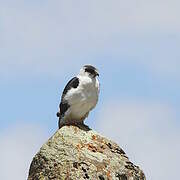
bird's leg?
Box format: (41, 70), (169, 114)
(59, 112), (90, 130)
(59, 118), (80, 128)
(75, 112), (90, 129)
(79, 112), (89, 122)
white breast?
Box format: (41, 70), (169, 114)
(64, 75), (99, 121)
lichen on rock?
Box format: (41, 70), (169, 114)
(28, 125), (145, 180)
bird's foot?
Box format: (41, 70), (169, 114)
(74, 121), (91, 131)
(59, 120), (91, 131)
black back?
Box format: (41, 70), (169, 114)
(62, 77), (79, 96)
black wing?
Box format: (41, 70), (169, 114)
(57, 77), (79, 117)
(62, 77), (79, 97)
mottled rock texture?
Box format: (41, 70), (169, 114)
(28, 125), (145, 180)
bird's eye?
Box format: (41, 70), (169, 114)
(85, 68), (95, 75)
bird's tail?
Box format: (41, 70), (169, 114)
(57, 112), (65, 129)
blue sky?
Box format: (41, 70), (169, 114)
(0, 1), (180, 179)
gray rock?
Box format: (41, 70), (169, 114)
(28, 125), (145, 180)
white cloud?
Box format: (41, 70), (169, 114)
(0, 123), (50, 180)
(96, 100), (180, 180)
(0, 0), (180, 78)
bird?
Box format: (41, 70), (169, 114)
(57, 65), (100, 129)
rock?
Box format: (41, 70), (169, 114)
(28, 125), (145, 180)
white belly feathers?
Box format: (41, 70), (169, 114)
(64, 75), (99, 121)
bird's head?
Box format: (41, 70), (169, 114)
(79, 65), (99, 78)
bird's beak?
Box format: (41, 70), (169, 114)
(96, 72), (99, 77)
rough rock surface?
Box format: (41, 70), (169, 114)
(28, 125), (145, 180)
